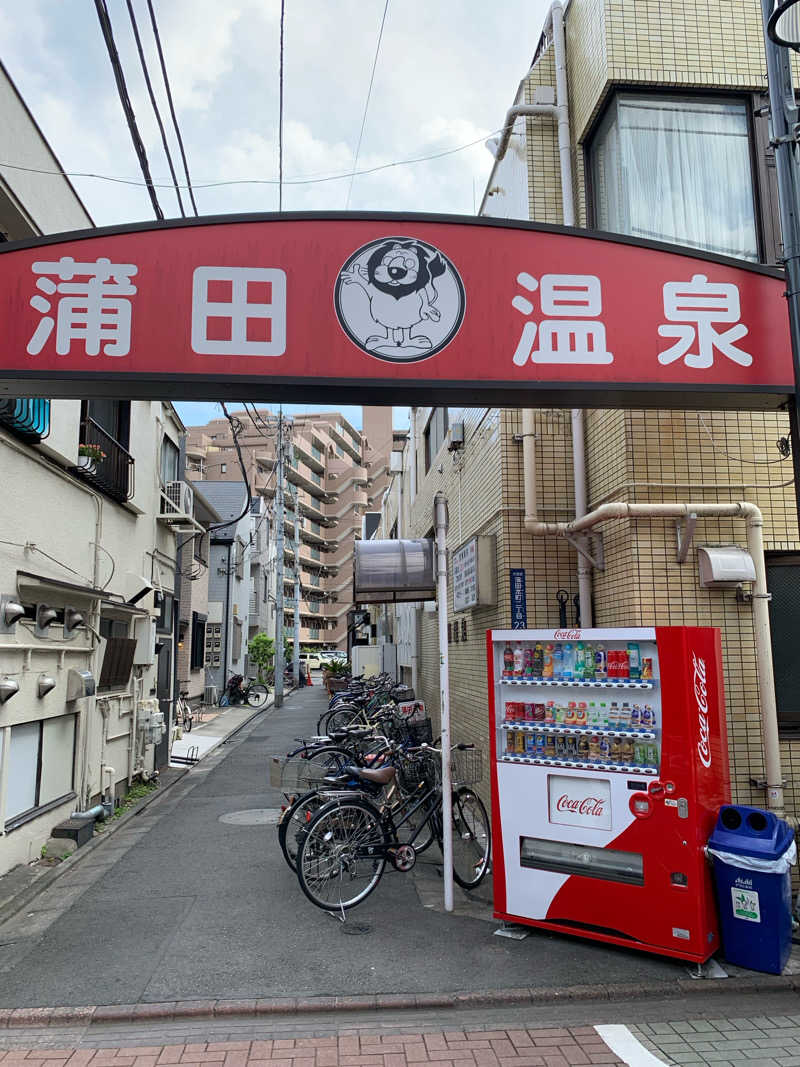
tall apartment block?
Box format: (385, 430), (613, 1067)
(185, 407), (392, 649)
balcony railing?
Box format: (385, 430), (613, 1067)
(75, 416), (135, 503)
(0, 399), (51, 443)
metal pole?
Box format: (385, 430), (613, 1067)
(434, 491), (453, 912)
(761, 0), (800, 517)
(293, 492), (301, 687)
(275, 409), (285, 707)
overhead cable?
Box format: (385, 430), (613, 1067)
(0, 127), (502, 193)
(345, 0), (390, 210)
(145, 0), (199, 215)
(125, 0), (186, 216)
(92, 0), (164, 219)
(279, 0), (285, 211)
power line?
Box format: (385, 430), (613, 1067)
(0, 126), (502, 192)
(92, 0), (164, 220)
(345, 0), (390, 210)
(278, 0), (285, 211)
(145, 0), (199, 216)
(125, 0), (185, 217)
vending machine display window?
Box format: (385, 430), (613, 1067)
(494, 631), (661, 775)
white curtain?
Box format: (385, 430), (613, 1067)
(592, 95), (758, 262)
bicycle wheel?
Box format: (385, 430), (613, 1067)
(278, 789), (327, 872)
(247, 683), (269, 708)
(444, 788), (491, 890)
(296, 797), (388, 911)
(326, 706), (363, 732)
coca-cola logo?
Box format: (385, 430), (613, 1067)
(693, 652), (711, 769)
(556, 794), (605, 818)
(553, 629), (581, 640)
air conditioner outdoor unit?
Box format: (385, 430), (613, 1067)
(162, 480), (194, 518)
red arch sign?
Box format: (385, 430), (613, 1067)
(0, 213), (792, 408)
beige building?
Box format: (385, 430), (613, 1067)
(385, 0), (800, 824)
(186, 407), (392, 650)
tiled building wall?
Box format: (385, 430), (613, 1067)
(409, 408), (505, 803)
(522, 50), (562, 225)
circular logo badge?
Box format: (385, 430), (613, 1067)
(334, 236), (465, 363)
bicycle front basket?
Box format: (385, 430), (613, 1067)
(450, 747), (483, 787)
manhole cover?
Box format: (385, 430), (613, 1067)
(341, 923), (371, 935)
(219, 808), (281, 826)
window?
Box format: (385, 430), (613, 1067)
(424, 408), (449, 473)
(99, 637), (136, 689)
(590, 94), (758, 261)
(161, 435), (180, 485)
(156, 593), (175, 634)
(766, 555), (800, 734)
(5, 715), (77, 829)
(84, 399), (130, 449)
(190, 612), (206, 671)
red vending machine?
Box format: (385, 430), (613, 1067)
(487, 626), (730, 962)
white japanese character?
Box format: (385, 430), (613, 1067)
(658, 274), (752, 369)
(511, 272), (613, 366)
(26, 257), (138, 357)
(191, 267), (287, 356)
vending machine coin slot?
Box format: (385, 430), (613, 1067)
(677, 798), (689, 819)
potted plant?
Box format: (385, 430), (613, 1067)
(78, 442), (107, 473)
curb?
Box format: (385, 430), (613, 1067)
(0, 696), (277, 928)
(1, 974), (798, 1028)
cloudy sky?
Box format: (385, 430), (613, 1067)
(1, 0), (548, 428)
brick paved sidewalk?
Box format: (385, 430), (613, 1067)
(0, 1029), (622, 1067)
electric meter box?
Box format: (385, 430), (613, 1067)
(133, 617), (157, 665)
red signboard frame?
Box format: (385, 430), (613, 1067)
(0, 212), (792, 408)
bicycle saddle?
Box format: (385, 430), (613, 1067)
(344, 763), (396, 785)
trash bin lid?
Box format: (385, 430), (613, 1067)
(708, 805), (795, 860)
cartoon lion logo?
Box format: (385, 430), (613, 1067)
(334, 236), (465, 362)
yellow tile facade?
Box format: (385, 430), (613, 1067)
(406, 0), (800, 829)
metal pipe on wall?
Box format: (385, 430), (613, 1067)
(434, 491), (453, 912)
(521, 444), (785, 815)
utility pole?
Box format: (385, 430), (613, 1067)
(293, 491), (301, 687)
(274, 408), (285, 708)
(761, 0), (800, 522)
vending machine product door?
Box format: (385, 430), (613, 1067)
(488, 626), (730, 962)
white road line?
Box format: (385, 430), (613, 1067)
(594, 1025), (672, 1066)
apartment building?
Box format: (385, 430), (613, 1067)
(186, 407), (392, 651)
(0, 61), (192, 876)
(387, 0), (800, 823)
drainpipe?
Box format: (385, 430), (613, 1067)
(500, 2), (591, 623)
(521, 450), (784, 815)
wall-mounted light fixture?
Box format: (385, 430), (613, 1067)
(37, 674), (57, 698)
(64, 607), (85, 634)
(0, 678), (20, 705)
(1, 598), (25, 630)
(36, 604), (58, 631)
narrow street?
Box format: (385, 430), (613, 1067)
(0, 685), (688, 1011)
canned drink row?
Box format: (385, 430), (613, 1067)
(505, 730), (658, 767)
(504, 700), (657, 731)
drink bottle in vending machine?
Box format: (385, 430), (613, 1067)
(487, 626), (730, 962)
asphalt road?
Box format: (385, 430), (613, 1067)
(0, 684), (686, 1009)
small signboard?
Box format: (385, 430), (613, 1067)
(510, 568), (527, 628)
(452, 535), (497, 613)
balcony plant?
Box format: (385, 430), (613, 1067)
(77, 442), (107, 472)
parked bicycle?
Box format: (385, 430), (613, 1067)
(292, 743), (490, 913)
(219, 673), (269, 709)
(174, 690), (193, 732)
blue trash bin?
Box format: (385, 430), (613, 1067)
(707, 805), (796, 975)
